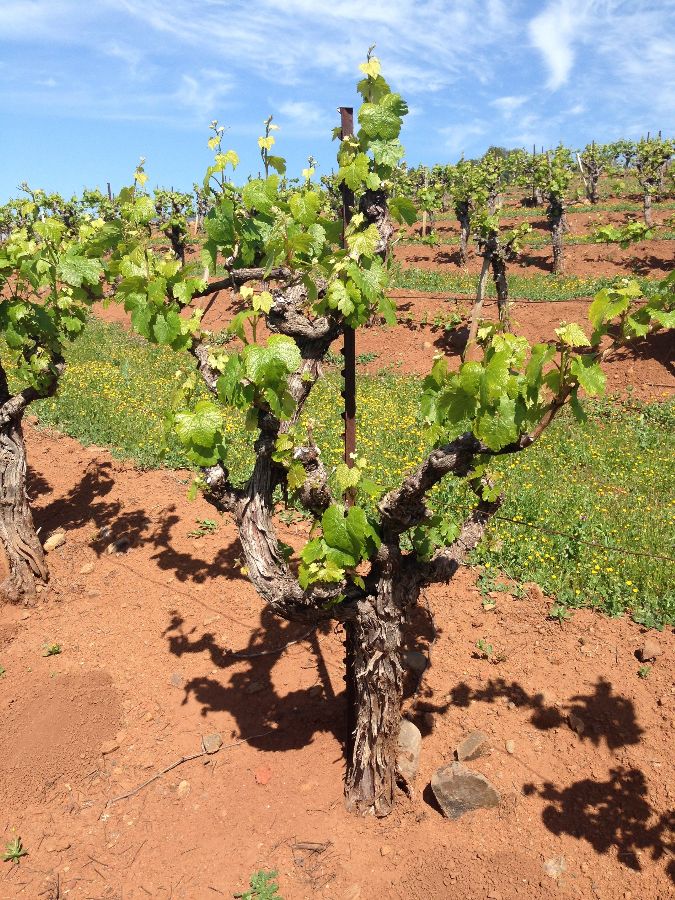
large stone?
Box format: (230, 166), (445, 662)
(397, 719), (422, 784)
(455, 730), (491, 761)
(431, 761), (501, 819)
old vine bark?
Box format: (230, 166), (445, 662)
(548, 197), (567, 275)
(0, 365), (55, 602)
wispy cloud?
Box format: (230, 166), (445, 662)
(528, 0), (587, 90)
(1, 0), (674, 198)
(439, 120), (488, 156)
(491, 95), (529, 117)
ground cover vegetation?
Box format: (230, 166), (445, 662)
(0, 56), (673, 818)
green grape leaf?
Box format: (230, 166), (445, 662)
(555, 322), (591, 348)
(174, 400), (224, 447)
(570, 354), (606, 396)
(337, 153), (370, 190)
(56, 253), (103, 288)
(289, 191), (321, 226)
(242, 176), (279, 214)
(475, 396), (518, 451)
(389, 196), (417, 225)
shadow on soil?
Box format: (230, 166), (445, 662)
(30, 459), (244, 584)
(604, 331), (675, 381)
(422, 677), (673, 881)
(164, 606), (343, 751)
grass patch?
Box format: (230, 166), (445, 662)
(401, 231), (675, 249)
(431, 200), (675, 223)
(391, 267), (657, 300)
(25, 318), (675, 625)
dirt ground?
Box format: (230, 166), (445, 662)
(0, 426), (673, 899)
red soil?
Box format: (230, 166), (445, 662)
(0, 426), (673, 898)
(395, 239), (674, 280)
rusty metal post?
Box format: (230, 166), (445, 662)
(339, 107), (356, 492)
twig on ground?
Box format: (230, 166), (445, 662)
(293, 842), (329, 853)
(229, 629), (316, 658)
(106, 731), (275, 805)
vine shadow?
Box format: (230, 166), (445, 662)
(603, 330), (675, 380)
(32, 459), (243, 584)
(424, 676), (672, 880)
(524, 769), (674, 879)
(164, 605), (342, 752)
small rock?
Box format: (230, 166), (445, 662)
(20, 611), (30, 620)
(254, 766), (272, 785)
(639, 638), (663, 662)
(45, 839), (71, 853)
(177, 779), (191, 798)
(403, 649), (428, 674)
(455, 730), (491, 762)
(107, 536), (131, 555)
(245, 680), (265, 695)
(79, 562), (95, 575)
(543, 856), (566, 879)
(505, 740), (515, 754)
(431, 761), (501, 819)
(100, 740), (119, 755)
(507, 701), (516, 710)
(488, 892), (502, 900)
(202, 733), (223, 754)
(170, 672), (184, 688)
(524, 582), (544, 602)
(203, 615), (221, 626)
(423, 341), (432, 349)
(568, 713), (585, 735)
(380, 844), (393, 857)
(397, 719), (422, 784)
(43, 531), (66, 553)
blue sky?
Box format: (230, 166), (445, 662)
(1, 0), (674, 201)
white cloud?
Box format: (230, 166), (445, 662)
(275, 100), (331, 136)
(528, 0), (587, 90)
(173, 69), (233, 120)
(116, 0), (516, 93)
(438, 120), (488, 155)
(491, 95), (528, 117)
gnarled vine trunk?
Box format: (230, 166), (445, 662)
(456, 201), (471, 266)
(491, 253), (510, 331)
(548, 197), (567, 275)
(0, 362), (63, 603)
(343, 550), (409, 816)
(0, 416), (47, 602)
(643, 192), (653, 227)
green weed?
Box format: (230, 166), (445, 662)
(234, 869), (282, 900)
(2, 838), (27, 864)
